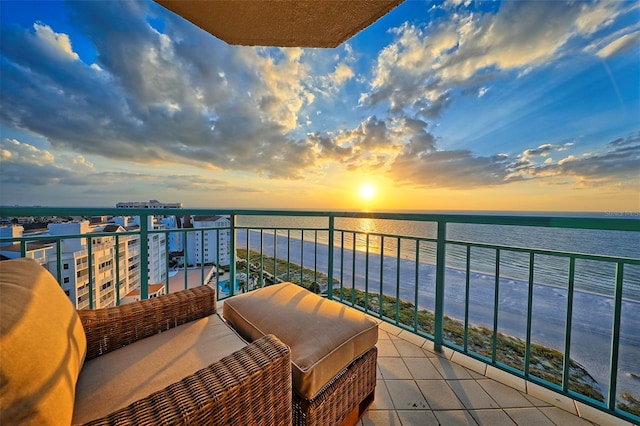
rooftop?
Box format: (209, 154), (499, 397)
(124, 283), (165, 297)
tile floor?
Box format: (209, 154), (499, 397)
(358, 320), (634, 426)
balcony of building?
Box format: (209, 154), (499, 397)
(0, 206), (638, 425)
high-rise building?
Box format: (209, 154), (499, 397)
(114, 216), (168, 286)
(0, 221), (142, 309)
(161, 215), (183, 253)
(184, 215), (231, 267)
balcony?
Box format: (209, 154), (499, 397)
(0, 206), (638, 425)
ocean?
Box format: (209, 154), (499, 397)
(235, 214), (640, 399)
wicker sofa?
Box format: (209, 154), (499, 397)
(0, 258), (292, 425)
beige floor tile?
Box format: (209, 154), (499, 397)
(361, 410), (402, 426)
(420, 348), (438, 358)
(377, 330), (391, 340)
(522, 392), (553, 407)
(504, 407), (555, 425)
(397, 330), (428, 348)
(539, 407), (595, 426)
(422, 340), (455, 359)
(469, 409), (517, 425)
(451, 352), (487, 375)
(485, 365), (526, 392)
(575, 401), (633, 426)
(372, 341), (617, 426)
(403, 357), (443, 380)
(477, 379), (533, 408)
(433, 409), (479, 425)
(385, 380), (430, 410)
(393, 339), (427, 357)
(465, 368), (487, 380)
(416, 380), (466, 410)
(396, 410), (440, 426)
(378, 321), (404, 336)
(378, 357), (413, 380)
(377, 339), (401, 357)
(430, 357), (475, 379)
(447, 380), (500, 409)
(369, 380), (395, 410)
(527, 382), (578, 414)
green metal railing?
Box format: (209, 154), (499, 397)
(0, 206), (638, 422)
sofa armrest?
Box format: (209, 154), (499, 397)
(81, 334), (292, 426)
(78, 285), (216, 360)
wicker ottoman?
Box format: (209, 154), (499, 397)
(223, 283), (378, 426)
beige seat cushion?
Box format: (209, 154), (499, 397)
(223, 282), (378, 400)
(73, 313), (246, 424)
(0, 258), (87, 426)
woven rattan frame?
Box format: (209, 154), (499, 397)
(82, 334), (292, 426)
(292, 346), (377, 426)
(77, 285), (293, 425)
(78, 285), (217, 360)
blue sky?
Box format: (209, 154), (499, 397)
(0, 0), (638, 211)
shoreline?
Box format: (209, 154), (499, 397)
(237, 230), (640, 396)
(241, 229), (640, 304)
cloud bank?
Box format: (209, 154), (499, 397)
(0, 0), (637, 198)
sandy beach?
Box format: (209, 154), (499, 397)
(237, 230), (640, 397)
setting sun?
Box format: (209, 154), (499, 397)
(359, 183), (376, 200)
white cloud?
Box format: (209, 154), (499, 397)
(237, 46), (315, 130)
(596, 31), (640, 58)
(445, 0), (472, 7)
(558, 155), (577, 165)
(364, 1), (630, 117)
(332, 63), (355, 86)
(1, 138), (55, 165)
(70, 155), (96, 172)
(0, 0), (636, 192)
(33, 23), (79, 61)
(574, 1), (621, 36)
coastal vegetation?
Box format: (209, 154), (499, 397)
(236, 248), (333, 293)
(335, 287), (603, 401)
(236, 249), (639, 417)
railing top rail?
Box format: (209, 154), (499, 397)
(1, 207), (638, 232)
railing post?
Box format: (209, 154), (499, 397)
(434, 220), (447, 352)
(562, 257), (576, 392)
(140, 214), (149, 300)
(608, 261), (624, 411)
(229, 214), (236, 297)
(88, 236), (94, 309)
(327, 215), (334, 299)
(55, 240), (62, 285)
(164, 233), (170, 296)
(115, 235), (121, 306)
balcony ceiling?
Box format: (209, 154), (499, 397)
(155, 0), (404, 48)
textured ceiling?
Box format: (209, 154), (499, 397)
(155, 0), (404, 48)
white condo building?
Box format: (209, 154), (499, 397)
(0, 221), (142, 309)
(161, 215), (183, 253)
(184, 215), (231, 267)
(113, 216), (168, 287)
(0, 209), (231, 307)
